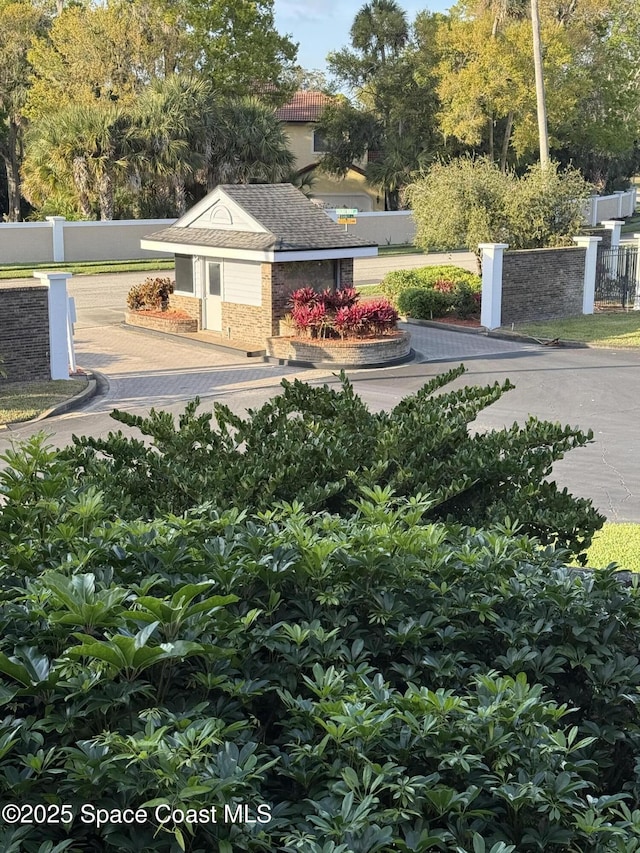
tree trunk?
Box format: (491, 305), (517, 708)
(499, 111), (514, 172)
(98, 170), (114, 220)
(3, 120), (23, 222)
(531, 0), (550, 167)
(173, 175), (187, 215)
(488, 113), (494, 162)
(72, 156), (93, 218)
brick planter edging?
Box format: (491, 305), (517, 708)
(265, 331), (412, 369)
(125, 310), (198, 334)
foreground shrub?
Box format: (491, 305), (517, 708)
(59, 367), (602, 559)
(0, 485), (638, 852)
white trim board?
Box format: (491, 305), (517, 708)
(141, 240), (378, 263)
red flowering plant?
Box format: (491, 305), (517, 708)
(287, 286), (398, 339)
(290, 302), (328, 338)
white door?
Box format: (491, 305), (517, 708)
(205, 261), (223, 331)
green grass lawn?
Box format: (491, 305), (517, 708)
(0, 259), (175, 280)
(582, 523), (640, 572)
(620, 211), (640, 235)
(356, 283), (387, 297)
(512, 313), (640, 347)
(0, 377), (88, 425)
(376, 244), (423, 256)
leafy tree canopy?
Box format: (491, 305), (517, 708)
(406, 157), (593, 256)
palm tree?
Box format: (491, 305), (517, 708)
(129, 75), (210, 216)
(22, 101), (130, 219)
(350, 0), (409, 66)
(207, 98), (295, 188)
(531, 0), (550, 167)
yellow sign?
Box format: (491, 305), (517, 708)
(337, 217), (357, 224)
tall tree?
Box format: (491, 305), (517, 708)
(25, 2), (152, 121)
(22, 101), (130, 219)
(128, 75), (209, 216)
(0, 0), (46, 220)
(206, 98), (295, 188)
(530, 0), (550, 166)
(434, 1), (579, 168)
(324, 1), (442, 209)
(176, 0), (298, 104)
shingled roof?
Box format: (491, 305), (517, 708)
(274, 91), (333, 123)
(145, 184), (376, 253)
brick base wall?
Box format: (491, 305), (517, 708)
(169, 294), (202, 329)
(221, 302), (271, 346)
(125, 310), (198, 333)
(502, 247), (585, 325)
(339, 258), (354, 287)
(0, 285), (50, 381)
(266, 331), (411, 366)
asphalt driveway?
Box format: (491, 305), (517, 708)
(1, 264), (638, 522)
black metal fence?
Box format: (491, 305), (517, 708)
(595, 246), (640, 310)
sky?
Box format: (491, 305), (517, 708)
(274, 0), (452, 76)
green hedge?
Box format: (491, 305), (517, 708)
(0, 475), (639, 852)
(397, 287), (454, 319)
(381, 265), (481, 305)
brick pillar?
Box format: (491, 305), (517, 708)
(270, 263), (290, 333)
(261, 263), (276, 337)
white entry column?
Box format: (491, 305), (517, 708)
(572, 236), (601, 315)
(602, 220), (622, 249)
(33, 270), (74, 380)
(479, 243), (508, 330)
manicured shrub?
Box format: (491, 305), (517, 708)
(62, 367), (603, 558)
(382, 265), (480, 305)
(397, 286), (454, 318)
(126, 277), (174, 311)
(0, 467), (636, 853)
(454, 282), (482, 318)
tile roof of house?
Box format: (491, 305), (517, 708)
(145, 184), (376, 252)
(274, 90), (334, 123)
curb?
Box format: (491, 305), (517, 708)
(263, 349), (417, 371)
(403, 318), (487, 337)
(0, 370), (99, 431)
(486, 329), (590, 348)
(404, 319), (592, 349)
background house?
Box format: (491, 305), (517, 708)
(276, 91), (384, 212)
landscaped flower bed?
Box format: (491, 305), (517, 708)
(269, 286), (410, 366)
(287, 286), (399, 339)
(125, 276), (199, 333)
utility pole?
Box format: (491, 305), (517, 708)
(531, 0), (550, 167)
